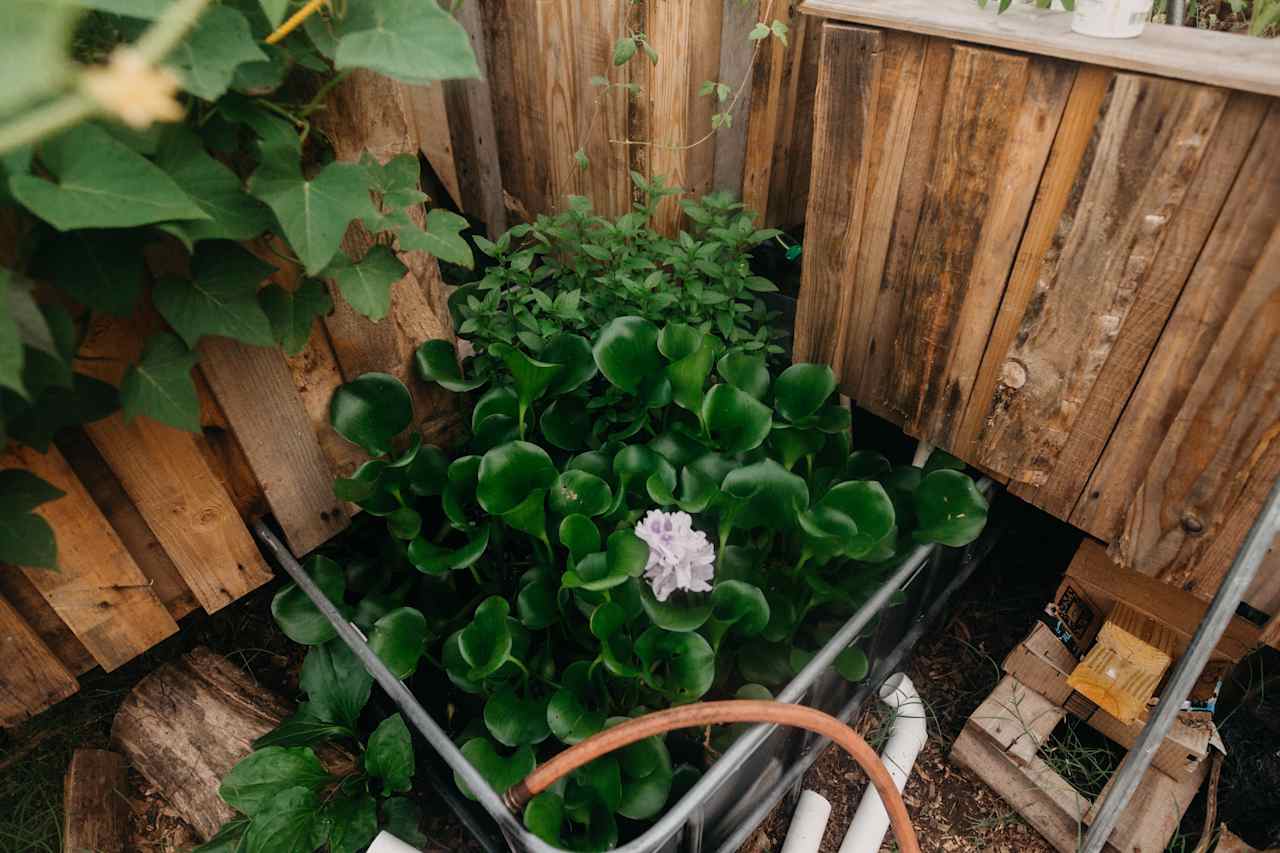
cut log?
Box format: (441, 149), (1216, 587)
(110, 647), (329, 841)
(63, 748), (127, 853)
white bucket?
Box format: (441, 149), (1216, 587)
(1071, 0), (1152, 37)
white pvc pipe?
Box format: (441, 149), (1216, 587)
(911, 440), (934, 469)
(367, 831), (421, 853)
(780, 789), (833, 853)
(837, 673), (928, 853)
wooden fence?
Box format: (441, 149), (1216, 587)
(0, 71), (461, 726)
(794, 0), (1280, 645)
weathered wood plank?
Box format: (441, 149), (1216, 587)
(711, 0), (760, 194)
(0, 593), (79, 726)
(537, 0), (587, 210)
(742, 0), (795, 222)
(774, 14), (823, 229)
(648, 0), (697, 234)
(800, 0), (1280, 98)
(445, 0), (506, 236)
(1110, 220), (1280, 600)
(63, 749), (127, 853)
(1074, 103), (1280, 544)
(683, 0), (724, 205)
(9, 445), (178, 671)
(77, 314), (274, 615)
(967, 75), (1232, 493)
(407, 82), (462, 211)
(969, 675), (1065, 767)
(0, 570), (95, 676)
(792, 23), (883, 371)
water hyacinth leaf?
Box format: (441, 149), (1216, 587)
(721, 459), (809, 531)
(702, 383), (772, 454)
(491, 343), (559, 413)
(637, 579), (712, 632)
(639, 372), (673, 409)
(818, 480), (896, 557)
(459, 597), (512, 680)
(716, 351), (770, 400)
(666, 334), (715, 413)
(329, 372), (412, 455)
(774, 363), (837, 422)
(914, 469), (988, 546)
(709, 580), (770, 638)
(325, 246), (406, 322)
(523, 792), (564, 845)
(368, 607), (427, 678)
(471, 386), (518, 431)
(846, 450), (892, 480)
(657, 323), (703, 361)
(364, 714), (414, 793)
(271, 555), (344, 645)
(541, 332), (597, 395)
(648, 430), (706, 468)
(406, 443), (449, 496)
(477, 441), (557, 515)
(517, 573), (559, 630)
(923, 448), (968, 475)
(607, 530), (650, 578)
(562, 552), (628, 592)
(770, 425), (825, 469)
(386, 507), (421, 541)
(547, 661), (606, 744)
(441, 630), (483, 694)
(835, 645), (869, 682)
(415, 339), (485, 392)
(570, 756), (622, 813)
(500, 489), (548, 539)
(617, 740), (673, 820)
(815, 404), (853, 434)
(880, 465), (923, 529)
(485, 688), (551, 747)
(219, 748), (330, 816)
(540, 397), (590, 451)
(593, 316), (661, 393)
(549, 470), (613, 517)
(558, 514), (601, 562)
(737, 640), (793, 687)
(299, 641), (372, 730)
(333, 459), (385, 503)
(613, 445), (668, 495)
(408, 525), (488, 574)
(455, 739), (536, 801)
(567, 450), (616, 486)
(634, 627), (715, 702)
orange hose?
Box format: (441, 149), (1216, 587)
(504, 699), (922, 853)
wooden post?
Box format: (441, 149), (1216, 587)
(63, 749), (128, 853)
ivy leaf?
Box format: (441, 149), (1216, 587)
(395, 209), (474, 268)
(11, 124), (208, 231)
(364, 714), (415, 793)
(219, 749), (330, 817)
(154, 127), (274, 242)
(748, 22), (770, 40)
(612, 36), (637, 65)
(119, 333), (202, 433)
(154, 242), (275, 347)
(34, 230), (145, 316)
(259, 280), (333, 355)
(258, 0), (290, 27)
(251, 155), (378, 276)
(167, 5), (267, 101)
(332, 0), (481, 84)
(0, 469), (65, 571)
(324, 246), (406, 322)
(1, 2), (76, 116)
(361, 152), (428, 211)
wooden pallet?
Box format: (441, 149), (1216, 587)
(952, 675), (1210, 853)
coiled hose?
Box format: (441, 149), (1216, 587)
(504, 699), (922, 853)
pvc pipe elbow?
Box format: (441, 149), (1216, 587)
(367, 831), (422, 853)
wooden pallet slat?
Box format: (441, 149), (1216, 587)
(9, 445), (178, 671)
(63, 749), (128, 853)
(0, 593), (79, 726)
(711, 0), (761, 195)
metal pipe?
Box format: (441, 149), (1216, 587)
(1167, 0), (1187, 25)
(1079, 476), (1280, 853)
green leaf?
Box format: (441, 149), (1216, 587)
(333, 0), (481, 84)
(415, 339), (484, 392)
(300, 641), (373, 730)
(407, 525), (488, 574)
(616, 738), (673, 820)
(846, 450), (892, 480)
(258, 0), (290, 27)
(253, 705), (351, 749)
(835, 645), (869, 681)
(485, 688), (551, 747)
(242, 786), (326, 853)
(540, 397), (590, 451)
(708, 580), (770, 639)
(635, 627), (715, 702)
(323, 793), (378, 853)
(192, 817), (249, 853)
(541, 333), (597, 395)
(459, 596), (512, 680)
(219, 748), (329, 817)
(523, 792), (564, 845)
(665, 332), (715, 413)
(325, 246), (406, 322)
(12, 125), (208, 231)
(0, 469), (64, 571)
(155, 127), (274, 242)
(35, 230), (144, 316)
(914, 469), (988, 546)
(774, 363), (837, 422)
(168, 5), (267, 100)
(329, 372), (412, 455)
(547, 661), (606, 744)
(491, 343), (559, 414)
(361, 153), (428, 211)
(558, 514), (600, 562)
(549, 470), (612, 517)
(251, 158), (378, 276)
(271, 555), (345, 645)
(638, 579), (711, 632)
(381, 798), (427, 847)
(396, 209), (474, 268)
(1, 2), (76, 116)
(613, 36), (637, 65)
(154, 242), (276, 347)
(368, 607), (427, 678)
(817, 480), (896, 558)
(717, 352), (770, 400)
(477, 441), (557, 515)
(119, 332), (202, 433)
(365, 714), (415, 793)
(702, 383), (772, 454)
(593, 316), (661, 393)
(387, 506), (421, 540)
(455, 739), (535, 800)
(721, 458), (809, 531)
(259, 280), (333, 355)
(607, 529), (649, 578)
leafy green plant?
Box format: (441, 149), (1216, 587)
(0, 0), (478, 570)
(978, 0), (1076, 12)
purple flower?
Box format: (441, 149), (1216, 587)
(634, 510), (715, 602)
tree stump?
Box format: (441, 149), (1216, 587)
(64, 748), (128, 853)
(110, 647), (297, 841)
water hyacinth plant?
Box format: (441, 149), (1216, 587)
(211, 194), (990, 852)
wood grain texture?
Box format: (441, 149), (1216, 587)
(0, 570), (94, 676)
(800, 0), (1280, 97)
(791, 23), (883, 372)
(63, 749), (127, 853)
(1074, 104), (1280, 544)
(969, 75), (1231, 493)
(741, 0), (794, 222)
(77, 314), (273, 616)
(0, 593), (79, 726)
(8, 445), (177, 671)
(445, 0), (507, 236)
(711, 0), (760, 194)
(198, 337), (350, 556)
(407, 82), (462, 211)
(765, 9), (822, 228)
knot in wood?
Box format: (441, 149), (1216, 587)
(1180, 511), (1205, 535)
(999, 359), (1028, 390)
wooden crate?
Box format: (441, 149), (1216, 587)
(794, 0), (1280, 644)
(0, 72), (463, 727)
(952, 675), (1211, 853)
(1066, 603), (1178, 724)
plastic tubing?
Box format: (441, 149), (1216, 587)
(504, 700), (922, 853)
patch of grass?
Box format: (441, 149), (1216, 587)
(1039, 717), (1124, 801)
